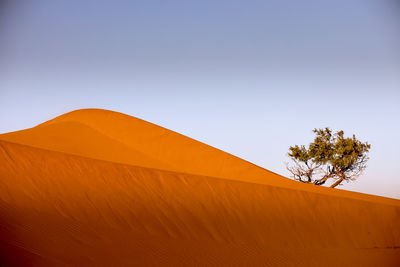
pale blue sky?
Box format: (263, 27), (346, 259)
(1, 1), (399, 199)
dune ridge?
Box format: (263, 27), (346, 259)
(1, 108), (398, 206)
(1, 109), (287, 184)
(0, 109), (399, 266)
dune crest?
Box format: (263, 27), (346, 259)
(1, 109), (288, 184)
(1, 108), (398, 205)
(0, 109), (399, 266)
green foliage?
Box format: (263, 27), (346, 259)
(287, 128), (371, 188)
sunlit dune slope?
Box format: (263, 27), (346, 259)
(0, 108), (398, 206)
(0, 109), (289, 186)
(0, 140), (399, 266)
(0, 120), (171, 170)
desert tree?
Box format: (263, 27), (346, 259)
(286, 128), (371, 188)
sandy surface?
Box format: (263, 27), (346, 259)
(0, 109), (399, 266)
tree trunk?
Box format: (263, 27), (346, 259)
(330, 176), (344, 188)
(314, 176), (329, 185)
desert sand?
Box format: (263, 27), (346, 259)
(0, 108), (399, 266)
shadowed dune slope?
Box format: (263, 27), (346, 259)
(0, 108), (398, 206)
(0, 140), (399, 266)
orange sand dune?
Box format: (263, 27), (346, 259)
(0, 109), (399, 266)
(0, 109), (291, 186)
(1, 109), (398, 206)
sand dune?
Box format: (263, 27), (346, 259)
(1, 109), (397, 205)
(0, 109), (399, 266)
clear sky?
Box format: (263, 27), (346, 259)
(1, 0), (399, 199)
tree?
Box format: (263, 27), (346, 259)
(286, 128), (371, 188)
